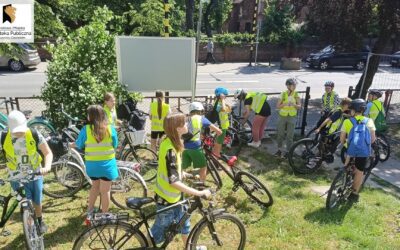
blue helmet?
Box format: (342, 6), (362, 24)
(215, 87), (228, 97)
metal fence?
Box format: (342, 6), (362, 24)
(1, 87), (311, 135)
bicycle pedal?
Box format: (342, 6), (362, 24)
(232, 184), (239, 192)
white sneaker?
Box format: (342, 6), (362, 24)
(248, 141), (261, 148)
(196, 246), (208, 250)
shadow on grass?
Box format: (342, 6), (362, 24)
(304, 203), (353, 225)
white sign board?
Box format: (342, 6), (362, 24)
(116, 36), (195, 93)
(0, 0), (34, 43)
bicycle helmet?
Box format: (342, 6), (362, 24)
(189, 102), (204, 113)
(233, 89), (246, 100)
(215, 87), (228, 97)
(350, 99), (367, 113)
(285, 78), (297, 86)
(368, 89), (383, 98)
(324, 81), (335, 88)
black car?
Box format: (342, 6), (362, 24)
(306, 45), (369, 71)
(391, 51), (400, 67)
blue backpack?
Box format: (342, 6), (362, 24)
(347, 117), (371, 157)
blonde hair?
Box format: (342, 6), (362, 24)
(163, 113), (185, 152)
(87, 105), (109, 143)
(104, 92), (115, 102)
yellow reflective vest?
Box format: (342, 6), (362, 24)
(151, 101), (170, 132)
(218, 101), (230, 130)
(154, 138), (182, 203)
(323, 91), (337, 111)
(104, 105), (117, 126)
(2, 129), (42, 170)
(279, 90), (299, 117)
(368, 100), (384, 121)
(245, 92), (267, 114)
(189, 115), (202, 141)
(85, 125), (115, 161)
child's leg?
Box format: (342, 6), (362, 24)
(252, 115), (263, 143)
(99, 179), (112, 212)
(212, 129), (226, 157)
(199, 167), (207, 182)
(88, 180), (100, 212)
(259, 116), (268, 140)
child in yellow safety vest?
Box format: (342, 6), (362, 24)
(149, 91), (170, 152)
(212, 87), (230, 157)
(74, 105), (118, 224)
(275, 78), (301, 157)
(364, 89), (385, 125)
(0, 110), (53, 234)
(315, 97), (352, 135)
(151, 113), (211, 246)
(103, 92), (121, 127)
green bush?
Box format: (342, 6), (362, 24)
(200, 33), (260, 47)
(41, 7), (138, 129)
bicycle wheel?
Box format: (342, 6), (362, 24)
(121, 146), (158, 182)
(28, 121), (56, 139)
(206, 155), (223, 190)
(376, 134), (390, 162)
(326, 169), (352, 210)
(235, 171), (273, 207)
(305, 126), (318, 139)
(43, 161), (85, 198)
(288, 138), (322, 174)
(186, 213), (246, 250)
(110, 167), (148, 209)
(22, 206), (44, 250)
(232, 118), (252, 144)
(73, 221), (148, 250)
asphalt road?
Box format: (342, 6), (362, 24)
(0, 61), (390, 99)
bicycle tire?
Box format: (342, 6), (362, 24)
(305, 126), (318, 139)
(288, 138), (322, 174)
(376, 134), (390, 162)
(73, 221), (148, 250)
(43, 161), (85, 198)
(235, 171), (273, 207)
(326, 169), (352, 210)
(206, 155), (223, 190)
(22, 206), (44, 250)
(121, 146), (158, 182)
(28, 121), (56, 139)
(186, 213), (246, 250)
(231, 118), (253, 144)
(110, 167), (148, 209)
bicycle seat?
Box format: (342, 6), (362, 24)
(126, 197), (154, 210)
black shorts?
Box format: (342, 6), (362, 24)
(151, 131), (165, 139)
(353, 157), (368, 172)
(90, 177), (112, 181)
(255, 101), (271, 117)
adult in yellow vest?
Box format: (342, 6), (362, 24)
(275, 78), (301, 157)
(73, 105), (118, 223)
(0, 110), (53, 234)
(315, 97), (352, 135)
(182, 102), (221, 181)
(364, 89), (385, 121)
(213, 87), (231, 157)
(151, 113), (211, 246)
(103, 92), (121, 127)
(149, 91), (170, 152)
(234, 89), (271, 148)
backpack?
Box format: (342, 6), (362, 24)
(372, 102), (388, 133)
(128, 110), (146, 131)
(205, 100), (219, 124)
(347, 117), (371, 157)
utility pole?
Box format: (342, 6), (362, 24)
(248, 0), (260, 66)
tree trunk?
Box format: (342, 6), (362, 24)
(352, 0), (400, 99)
(204, 0), (217, 37)
(185, 0), (194, 31)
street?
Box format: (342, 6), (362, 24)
(0, 61), (390, 99)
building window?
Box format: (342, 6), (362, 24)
(236, 22), (240, 32)
(245, 22), (251, 33)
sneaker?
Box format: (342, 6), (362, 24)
(348, 192), (359, 203)
(39, 221), (48, 234)
(196, 246), (208, 250)
(85, 212), (94, 226)
(248, 141), (260, 148)
(274, 150), (282, 157)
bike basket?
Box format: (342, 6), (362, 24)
(126, 130), (146, 146)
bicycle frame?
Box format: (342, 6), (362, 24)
(0, 186), (32, 228)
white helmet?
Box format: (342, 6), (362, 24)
(189, 102), (204, 113)
(8, 110), (28, 133)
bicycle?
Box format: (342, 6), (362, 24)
(326, 151), (378, 210)
(118, 110), (158, 182)
(202, 133), (273, 208)
(0, 170), (45, 250)
(73, 182), (247, 250)
(288, 130), (342, 174)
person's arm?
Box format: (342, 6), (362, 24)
(111, 126), (118, 149)
(209, 124), (222, 136)
(73, 127), (86, 150)
(38, 142), (53, 174)
(171, 181), (211, 197)
(340, 131), (347, 145)
(295, 96), (301, 110)
(316, 118), (332, 133)
(364, 102), (372, 116)
(367, 119), (376, 144)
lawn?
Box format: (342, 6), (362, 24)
(0, 147), (399, 250)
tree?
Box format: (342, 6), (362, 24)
(352, 0), (400, 98)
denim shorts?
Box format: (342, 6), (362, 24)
(11, 177), (43, 205)
(150, 203), (190, 245)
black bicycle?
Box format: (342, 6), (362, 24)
(203, 134), (273, 208)
(73, 183), (246, 249)
(0, 171), (44, 249)
(326, 151), (378, 210)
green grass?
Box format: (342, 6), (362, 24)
(0, 148), (400, 249)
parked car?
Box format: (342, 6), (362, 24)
(305, 45), (369, 71)
(0, 43), (41, 71)
(390, 51), (400, 67)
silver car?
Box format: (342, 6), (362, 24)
(0, 43), (41, 71)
